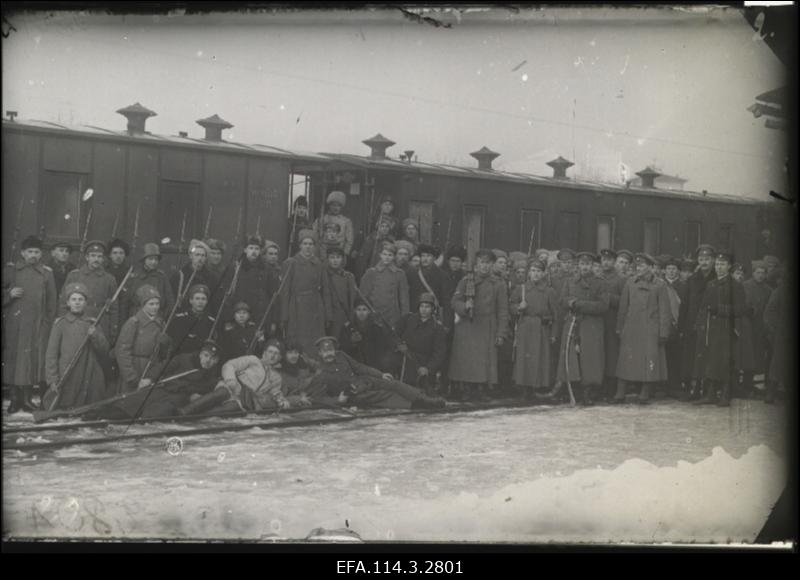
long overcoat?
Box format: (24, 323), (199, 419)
(598, 269), (626, 377)
(679, 268), (715, 378)
(280, 253), (332, 356)
(359, 263), (410, 329)
(224, 257), (279, 329)
(693, 275), (745, 382)
(556, 273), (609, 385)
(167, 309), (216, 356)
(448, 272), (510, 384)
(45, 312), (110, 409)
(325, 266), (357, 341)
(742, 278), (772, 373)
(615, 274), (671, 383)
(510, 280), (559, 388)
(60, 265), (119, 342)
(115, 309), (166, 392)
(2, 261), (57, 385)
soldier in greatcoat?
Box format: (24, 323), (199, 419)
(2, 235), (58, 413)
(280, 229), (332, 356)
(611, 254), (672, 404)
(205, 238), (228, 292)
(741, 261), (773, 397)
(126, 242), (174, 319)
(287, 196), (311, 257)
(692, 251), (745, 407)
(115, 285), (169, 394)
(360, 242), (410, 330)
(45, 282), (110, 410)
(448, 249), (510, 401)
(60, 240), (119, 344)
(554, 251), (609, 405)
(678, 244), (717, 400)
(510, 259), (559, 397)
(167, 284), (216, 357)
(662, 256), (687, 397)
(325, 247), (357, 342)
(392, 293), (448, 395)
(597, 248), (626, 401)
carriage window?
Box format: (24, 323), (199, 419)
(558, 212), (580, 250)
(643, 218), (661, 255)
(463, 205), (486, 265)
(408, 200), (435, 245)
(40, 171), (86, 240)
(596, 216), (616, 251)
(686, 221), (702, 255)
(159, 180), (200, 250)
(520, 210), (542, 252)
(718, 224), (734, 250)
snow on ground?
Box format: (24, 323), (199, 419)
(2, 400), (788, 543)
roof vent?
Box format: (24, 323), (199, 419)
(196, 114), (233, 142)
(403, 150), (415, 163)
(362, 133), (396, 160)
(178, 131), (188, 138)
(470, 146), (500, 170)
(116, 102), (156, 135)
(6, 111), (18, 122)
(546, 156), (575, 179)
(635, 166), (661, 188)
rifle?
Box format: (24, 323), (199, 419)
(33, 368), (199, 423)
(443, 217), (453, 256)
(247, 260), (294, 354)
(256, 215), (262, 238)
(208, 255), (243, 339)
(176, 209), (188, 271)
(110, 212), (120, 239)
(513, 227), (536, 362)
(203, 206), (213, 239)
(81, 208), (93, 253)
(464, 269), (476, 322)
(562, 313), (578, 406)
(42, 266), (135, 411)
(131, 203), (141, 260)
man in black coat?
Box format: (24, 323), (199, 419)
(678, 244), (717, 400)
(167, 284), (216, 356)
(391, 293), (448, 395)
(407, 244), (446, 321)
(47, 241), (76, 297)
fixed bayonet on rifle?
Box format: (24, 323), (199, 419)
(256, 215), (262, 238)
(203, 206), (213, 239)
(248, 260), (294, 354)
(208, 256), (243, 339)
(131, 203), (141, 258)
(81, 208), (93, 252)
(110, 212), (120, 239)
(7, 195), (28, 264)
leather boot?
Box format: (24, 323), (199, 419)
(694, 381), (717, 405)
(638, 383), (652, 405)
(178, 389), (230, 416)
(411, 395), (446, 410)
(609, 380), (627, 404)
(21, 385), (38, 412)
(6, 386), (22, 414)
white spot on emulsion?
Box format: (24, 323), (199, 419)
(637, 138), (646, 146)
(196, 50), (204, 57)
(279, 105), (285, 111)
(64, 214), (71, 220)
(374, 484), (381, 496)
(521, 73), (528, 82)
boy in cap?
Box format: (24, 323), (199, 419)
(115, 284), (169, 394)
(597, 249), (626, 402)
(611, 254), (671, 405)
(692, 251), (745, 406)
(510, 259), (559, 399)
(205, 238), (227, 284)
(393, 293), (448, 395)
(448, 249), (510, 401)
(360, 242), (410, 330)
(44, 282), (110, 410)
(3, 235), (58, 413)
(48, 241), (76, 296)
(313, 191), (354, 263)
(93, 340), (222, 420)
(219, 301), (264, 363)
(553, 251), (609, 406)
(167, 283), (216, 356)
(325, 246), (357, 342)
(615, 250), (634, 278)
(678, 244), (716, 400)
(60, 240), (119, 344)
(303, 336), (445, 410)
(127, 242), (174, 318)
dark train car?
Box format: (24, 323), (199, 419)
(2, 105), (330, 270)
(305, 136), (788, 267)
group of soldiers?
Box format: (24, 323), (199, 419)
(2, 190), (790, 419)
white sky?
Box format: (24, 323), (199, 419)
(1, 6), (788, 199)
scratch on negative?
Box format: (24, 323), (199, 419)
(397, 8), (452, 29)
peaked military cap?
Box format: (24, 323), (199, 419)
(187, 283), (210, 298)
(557, 248), (576, 261)
(84, 240), (106, 254)
(634, 253), (657, 266)
(695, 244), (716, 258)
(575, 251), (596, 262)
(599, 248), (617, 260)
(616, 249), (634, 262)
(233, 301), (250, 313)
(418, 292), (437, 307)
(315, 336), (339, 349)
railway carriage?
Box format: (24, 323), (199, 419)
(2, 104), (788, 269)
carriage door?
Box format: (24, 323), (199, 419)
(408, 200), (435, 245)
(463, 205), (486, 266)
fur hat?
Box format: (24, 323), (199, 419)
(108, 238), (130, 256)
(21, 236), (43, 251)
(189, 239), (210, 256)
(393, 240), (414, 255)
(64, 282), (89, 299)
(206, 238), (227, 252)
(326, 190), (346, 207)
(417, 244), (440, 258)
(297, 229), (317, 244)
(445, 245), (467, 261)
(136, 284), (161, 304)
